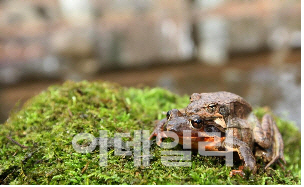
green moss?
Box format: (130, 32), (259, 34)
(0, 81), (300, 184)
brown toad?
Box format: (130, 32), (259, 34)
(149, 91), (285, 175)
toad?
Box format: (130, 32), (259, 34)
(149, 91), (285, 176)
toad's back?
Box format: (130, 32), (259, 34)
(189, 91), (253, 119)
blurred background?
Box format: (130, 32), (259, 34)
(0, 0), (301, 128)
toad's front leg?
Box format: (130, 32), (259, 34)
(149, 119), (168, 146)
(224, 136), (257, 176)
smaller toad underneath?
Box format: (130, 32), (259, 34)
(149, 91), (285, 175)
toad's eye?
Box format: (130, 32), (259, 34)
(204, 125), (220, 132)
(208, 103), (216, 108)
(207, 103), (216, 113)
(166, 111), (171, 119)
(190, 118), (203, 129)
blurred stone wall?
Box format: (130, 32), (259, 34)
(0, 0), (300, 84)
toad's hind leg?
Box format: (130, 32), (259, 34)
(253, 114), (286, 169)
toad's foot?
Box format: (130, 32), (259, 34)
(229, 166), (245, 178)
(149, 131), (168, 146)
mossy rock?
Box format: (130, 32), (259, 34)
(0, 81), (300, 184)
